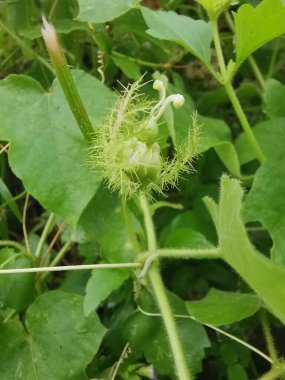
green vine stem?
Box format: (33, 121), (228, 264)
(139, 196), (191, 380)
(261, 311), (279, 365)
(41, 16), (94, 143)
(138, 247), (221, 262)
(259, 364), (285, 380)
(34, 213), (56, 258)
(211, 19), (265, 164)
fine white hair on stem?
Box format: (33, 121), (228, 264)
(41, 14), (60, 54)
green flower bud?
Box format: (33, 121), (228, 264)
(123, 138), (162, 186)
(137, 117), (159, 146)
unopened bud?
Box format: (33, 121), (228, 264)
(153, 79), (164, 91)
(41, 15), (64, 64)
(172, 94), (185, 109)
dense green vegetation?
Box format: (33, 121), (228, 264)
(0, 0), (285, 379)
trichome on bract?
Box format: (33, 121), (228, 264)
(88, 76), (200, 199)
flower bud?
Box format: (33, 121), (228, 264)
(41, 15), (64, 64)
(137, 117), (159, 146)
(123, 138), (162, 186)
(172, 94), (185, 109)
(153, 79), (164, 91)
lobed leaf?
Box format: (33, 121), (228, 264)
(206, 175), (285, 323)
(235, 119), (285, 264)
(141, 7), (213, 68)
(233, 0), (285, 68)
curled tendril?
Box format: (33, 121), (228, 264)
(88, 76), (200, 199)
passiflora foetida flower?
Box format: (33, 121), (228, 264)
(88, 76), (199, 199)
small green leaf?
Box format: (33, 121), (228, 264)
(234, 0), (285, 68)
(227, 364), (249, 380)
(77, 0), (141, 23)
(0, 291), (106, 380)
(264, 78), (285, 118)
(0, 71), (116, 226)
(112, 54), (141, 80)
(199, 117), (246, 179)
(0, 178), (22, 222)
(141, 7), (212, 67)
(186, 288), (261, 326)
(84, 267), (130, 315)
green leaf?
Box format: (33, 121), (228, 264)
(161, 228), (213, 249)
(0, 249), (35, 311)
(141, 7), (212, 67)
(0, 177), (22, 222)
(235, 119), (285, 263)
(0, 71), (116, 226)
(112, 54), (141, 80)
(233, 0), (285, 68)
(77, 0), (141, 23)
(3, 0), (39, 32)
(227, 364), (248, 380)
(122, 289), (210, 377)
(72, 185), (136, 262)
(264, 78), (285, 118)
(198, 117), (246, 179)
(186, 288), (261, 326)
(0, 291), (106, 380)
(84, 267), (130, 315)
(208, 175), (285, 323)
(20, 20), (88, 40)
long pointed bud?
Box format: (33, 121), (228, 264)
(41, 15), (94, 143)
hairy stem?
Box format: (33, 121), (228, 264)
(259, 365), (285, 380)
(42, 18), (94, 143)
(139, 247), (221, 261)
(211, 19), (265, 164)
(139, 196), (191, 380)
(261, 311), (279, 365)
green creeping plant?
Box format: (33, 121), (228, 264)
(88, 76), (200, 199)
